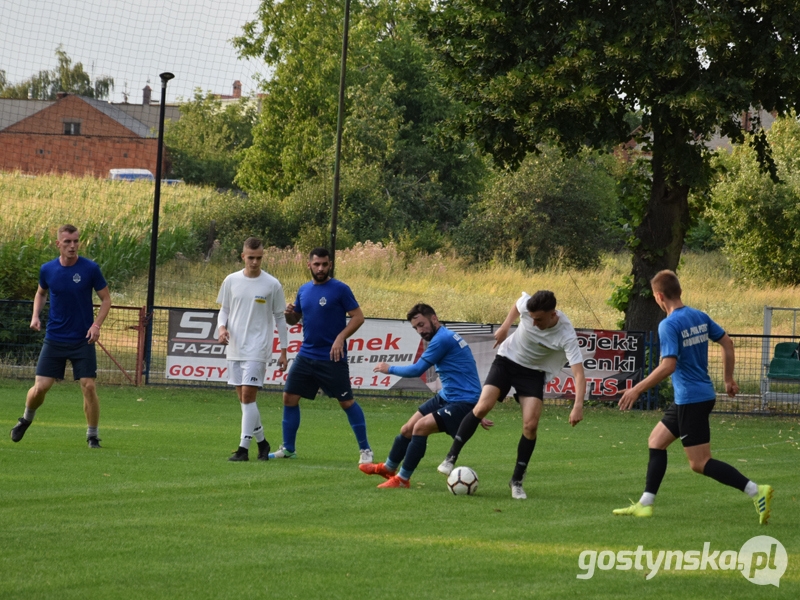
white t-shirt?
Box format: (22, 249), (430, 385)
(216, 270), (288, 362)
(498, 292), (584, 382)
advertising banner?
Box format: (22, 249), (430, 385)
(165, 309), (645, 398)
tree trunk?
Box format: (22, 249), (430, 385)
(624, 128), (691, 335)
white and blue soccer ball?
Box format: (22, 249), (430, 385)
(447, 466), (479, 496)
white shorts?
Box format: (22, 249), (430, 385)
(227, 360), (267, 387)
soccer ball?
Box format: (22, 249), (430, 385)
(447, 466), (479, 496)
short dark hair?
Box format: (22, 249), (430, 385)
(309, 247), (330, 260)
(243, 237), (263, 250)
(650, 270), (682, 300)
(526, 290), (557, 313)
(407, 303), (436, 321)
(58, 224), (78, 236)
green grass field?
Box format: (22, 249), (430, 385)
(1, 379), (798, 599)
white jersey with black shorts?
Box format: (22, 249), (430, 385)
(485, 292), (584, 400)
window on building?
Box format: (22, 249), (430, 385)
(63, 122), (81, 135)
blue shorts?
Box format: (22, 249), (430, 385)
(284, 354), (353, 401)
(36, 338), (97, 380)
(418, 394), (476, 438)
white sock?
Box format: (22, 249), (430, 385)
(744, 481), (759, 497)
(240, 402), (259, 449)
(23, 407), (36, 422)
(639, 492), (656, 506)
(253, 408), (266, 443)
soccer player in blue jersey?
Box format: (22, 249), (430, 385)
(9, 224), (111, 448)
(269, 248), (372, 464)
(359, 303), (492, 488)
(614, 270), (773, 524)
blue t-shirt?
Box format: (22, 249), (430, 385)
(388, 325), (481, 404)
(39, 257), (108, 343)
(294, 278), (359, 361)
(658, 306), (725, 405)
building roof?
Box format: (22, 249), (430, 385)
(80, 96), (153, 137)
(0, 99), (54, 130)
(0, 96), (181, 137)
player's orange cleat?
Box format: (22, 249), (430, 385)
(377, 475), (410, 489)
(359, 462), (396, 480)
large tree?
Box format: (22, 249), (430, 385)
(422, 0), (800, 332)
(0, 46), (113, 100)
(233, 0), (484, 242)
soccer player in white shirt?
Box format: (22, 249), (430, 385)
(438, 290), (586, 499)
(217, 238), (288, 461)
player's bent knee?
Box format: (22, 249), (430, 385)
(523, 424), (538, 439)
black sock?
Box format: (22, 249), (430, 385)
(400, 435), (428, 476)
(645, 448), (668, 495)
(512, 435), (537, 482)
(387, 434), (411, 468)
(702, 458), (749, 492)
(447, 411), (482, 459)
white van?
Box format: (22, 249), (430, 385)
(109, 168), (155, 181)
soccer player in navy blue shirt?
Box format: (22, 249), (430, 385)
(359, 303), (492, 488)
(614, 270), (773, 524)
(9, 224), (111, 448)
(269, 248), (372, 464)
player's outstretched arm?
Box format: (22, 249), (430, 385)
(284, 302), (302, 326)
(493, 303), (520, 348)
(618, 357), (677, 410)
(30, 285), (47, 331)
(87, 286), (111, 343)
(331, 307), (364, 361)
(568, 362), (586, 426)
(717, 333), (739, 397)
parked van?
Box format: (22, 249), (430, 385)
(109, 168), (155, 181)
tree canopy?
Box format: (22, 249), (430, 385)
(164, 91), (258, 189)
(233, 0), (485, 246)
(0, 46), (114, 100)
(423, 0), (800, 331)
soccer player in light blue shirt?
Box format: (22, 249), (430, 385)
(614, 270), (773, 524)
(359, 303), (491, 488)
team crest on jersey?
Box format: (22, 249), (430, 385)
(319, 297), (327, 306)
(73, 274), (81, 283)
(255, 296), (267, 304)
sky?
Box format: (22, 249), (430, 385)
(0, 0), (270, 103)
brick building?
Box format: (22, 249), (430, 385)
(0, 93), (179, 177)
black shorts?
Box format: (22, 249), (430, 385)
(417, 394), (476, 438)
(484, 355), (545, 401)
(284, 354), (353, 401)
(36, 338), (97, 380)
(661, 399), (716, 447)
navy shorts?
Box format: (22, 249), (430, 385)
(484, 355), (546, 401)
(418, 394), (477, 438)
(36, 338), (97, 380)
(284, 354), (353, 401)
(661, 399), (715, 447)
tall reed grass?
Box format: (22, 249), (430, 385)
(2, 174), (798, 334)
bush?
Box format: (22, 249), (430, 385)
(706, 116), (800, 285)
(454, 146), (620, 269)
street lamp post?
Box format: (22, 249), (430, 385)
(144, 71), (174, 383)
(329, 0), (351, 277)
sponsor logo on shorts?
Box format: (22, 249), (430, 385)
(577, 536), (787, 586)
